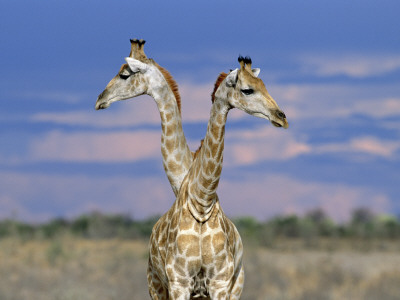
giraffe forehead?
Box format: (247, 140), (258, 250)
(118, 63), (130, 73)
(239, 69), (260, 84)
(239, 72), (268, 92)
(120, 63), (128, 71)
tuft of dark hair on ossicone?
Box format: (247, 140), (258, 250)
(244, 56), (252, 65)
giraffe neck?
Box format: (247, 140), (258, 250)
(187, 100), (230, 222)
(150, 85), (193, 196)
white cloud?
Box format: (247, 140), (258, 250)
(219, 174), (390, 222)
(0, 171), (391, 223)
(0, 172), (174, 222)
(352, 98), (400, 118)
(29, 129), (162, 162)
(25, 117), (398, 167)
(268, 82), (400, 122)
(264, 83), (355, 121)
(225, 126), (310, 165)
(301, 54), (400, 78)
(179, 82), (214, 122)
(381, 119), (400, 132)
(221, 125), (399, 166)
(31, 96), (161, 127)
(315, 136), (400, 159)
(350, 137), (400, 158)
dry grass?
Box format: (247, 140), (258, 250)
(243, 247), (400, 300)
(1, 237), (400, 299)
(0, 237), (148, 300)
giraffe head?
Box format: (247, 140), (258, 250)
(212, 56), (288, 128)
(95, 39), (181, 112)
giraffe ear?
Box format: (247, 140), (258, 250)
(252, 68), (260, 77)
(226, 68), (238, 87)
(125, 57), (148, 73)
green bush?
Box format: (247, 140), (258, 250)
(1, 208), (400, 244)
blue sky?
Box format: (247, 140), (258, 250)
(1, 0), (400, 222)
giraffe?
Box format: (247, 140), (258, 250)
(95, 39), (192, 196)
(148, 56), (288, 299)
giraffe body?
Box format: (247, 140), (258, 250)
(148, 57), (288, 299)
(148, 184), (244, 299)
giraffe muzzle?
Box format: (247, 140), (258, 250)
(271, 110), (289, 129)
(95, 100), (110, 110)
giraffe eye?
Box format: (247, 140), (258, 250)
(241, 88), (254, 95)
(119, 73), (130, 80)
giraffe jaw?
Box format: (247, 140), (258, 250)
(272, 119), (289, 129)
(252, 111), (270, 120)
(95, 95), (123, 110)
(252, 112), (288, 129)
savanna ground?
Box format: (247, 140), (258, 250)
(1, 236), (400, 300)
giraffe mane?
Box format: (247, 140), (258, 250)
(211, 72), (228, 103)
(193, 139), (205, 159)
(194, 72), (228, 159)
(153, 62), (182, 114)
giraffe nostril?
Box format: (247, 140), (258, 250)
(277, 111), (286, 120)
